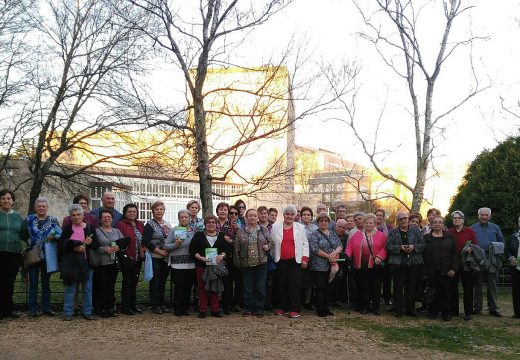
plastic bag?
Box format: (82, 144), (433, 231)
(144, 251), (153, 281)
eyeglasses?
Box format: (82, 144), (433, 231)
(452, 217), (463, 220)
(238, 206), (245, 209)
(229, 212), (239, 216)
(398, 217), (409, 220)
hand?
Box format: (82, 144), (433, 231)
(408, 245), (414, 252)
(216, 254), (224, 264)
(262, 244), (269, 251)
(466, 247), (472, 254)
(75, 245), (85, 253)
(232, 223), (240, 231)
(224, 235), (233, 244)
(511, 258), (518, 267)
(401, 245), (408, 253)
(301, 261), (308, 269)
(199, 256), (208, 263)
(112, 245), (119, 252)
(104, 247), (114, 255)
(374, 257), (382, 266)
(174, 239), (183, 247)
(84, 237), (92, 245)
(447, 270), (455, 277)
(160, 249), (169, 257)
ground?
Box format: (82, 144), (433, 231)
(1, 307), (519, 360)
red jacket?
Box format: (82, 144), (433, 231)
(346, 230), (387, 269)
(116, 219), (145, 261)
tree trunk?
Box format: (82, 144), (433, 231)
(27, 174), (44, 215)
(194, 99), (213, 216)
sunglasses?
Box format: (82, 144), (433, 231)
(238, 206), (245, 209)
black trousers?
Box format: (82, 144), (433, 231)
(172, 268), (195, 313)
(312, 270), (331, 313)
(430, 271), (451, 317)
(381, 266), (392, 303)
(277, 259), (301, 312)
(0, 251), (21, 316)
(95, 263), (118, 312)
(392, 265), (419, 315)
(265, 269), (277, 309)
(355, 268), (382, 312)
(121, 260), (141, 311)
(512, 268), (520, 316)
(222, 260), (243, 310)
(329, 262), (348, 304)
(450, 270), (479, 316)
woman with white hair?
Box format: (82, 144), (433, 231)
(26, 197), (62, 317)
(506, 216), (520, 319)
(271, 205), (309, 318)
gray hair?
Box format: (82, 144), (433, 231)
(353, 211), (365, 218)
(177, 209), (190, 219)
(315, 211), (331, 223)
(478, 207), (491, 216)
(283, 204), (297, 215)
(68, 203), (84, 215)
(363, 213), (377, 223)
(34, 196), (49, 207)
(451, 210), (465, 219)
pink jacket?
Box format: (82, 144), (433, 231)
(346, 230), (387, 269)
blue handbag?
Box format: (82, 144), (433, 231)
(144, 251), (153, 281)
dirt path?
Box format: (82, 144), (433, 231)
(0, 310), (467, 360)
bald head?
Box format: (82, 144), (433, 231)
(102, 191), (116, 209)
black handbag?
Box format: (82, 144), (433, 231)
(422, 286), (436, 305)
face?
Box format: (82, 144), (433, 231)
(317, 217), (330, 231)
(409, 217), (420, 227)
(397, 215), (409, 228)
(268, 211), (277, 223)
(152, 205), (165, 220)
(354, 215), (364, 228)
(301, 210), (312, 224)
(78, 199), (89, 211)
(102, 192), (116, 209)
(237, 203), (246, 216)
(189, 203), (199, 217)
(125, 207), (138, 221)
(295, 208), (301, 221)
(0, 193), (14, 211)
(317, 205), (327, 214)
(258, 210), (268, 223)
(70, 210), (84, 224)
(336, 207), (347, 220)
(283, 211), (295, 225)
(452, 214), (464, 227)
(335, 222), (347, 235)
(478, 210), (491, 224)
(375, 211), (384, 224)
(217, 206), (228, 220)
(35, 202), (49, 217)
(205, 218), (217, 232)
(427, 211), (438, 225)
(432, 217), (444, 231)
(101, 212), (113, 227)
(178, 212), (189, 227)
(364, 218), (375, 232)
(345, 217), (355, 230)
(229, 208), (239, 222)
(246, 210), (258, 226)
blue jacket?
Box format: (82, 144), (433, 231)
(470, 222), (504, 250)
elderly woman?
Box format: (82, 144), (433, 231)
(300, 206), (318, 310)
(272, 205), (309, 318)
(447, 210), (478, 320)
(346, 213), (387, 315)
(26, 197), (62, 317)
(386, 211), (425, 318)
(189, 215), (227, 318)
(187, 200), (204, 232)
(94, 210), (124, 318)
(424, 216), (458, 321)
(235, 199), (247, 228)
(507, 216), (520, 319)
(0, 189), (27, 320)
(59, 204), (99, 321)
(375, 209), (393, 307)
(234, 209), (273, 317)
(309, 212), (342, 317)
(116, 203), (145, 315)
(164, 209), (195, 316)
(216, 202), (241, 315)
(142, 201), (172, 314)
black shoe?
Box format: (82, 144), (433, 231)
(373, 310), (381, 316)
(30, 311), (40, 318)
(161, 307), (172, 313)
(511, 314), (520, 319)
(489, 310), (502, 318)
(463, 314), (472, 321)
(231, 306), (241, 312)
(254, 312), (264, 318)
(152, 307), (163, 314)
(326, 310), (335, 316)
(360, 309), (368, 315)
(131, 307), (143, 314)
(63, 315), (73, 321)
(174, 311), (182, 317)
(43, 310), (57, 316)
(4, 312), (20, 319)
(395, 312), (403, 318)
(121, 308), (135, 315)
(223, 309), (232, 315)
(100, 311), (109, 318)
(107, 310), (117, 318)
(211, 312), (222, 318)
(83, 314), (95, 321)
(304, 303), (314, 311)
(317, 312), (327, 317)
(405, 311), (418, 317)
(182, 310), (191, 316)
(198, 312), (206, 318)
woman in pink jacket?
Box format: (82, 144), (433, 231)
(346, 213), (387, 315)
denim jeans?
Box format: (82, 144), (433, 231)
(241, 263), (268, 313)
(63, 269), (93, 316)
(28, 260), (51, 313)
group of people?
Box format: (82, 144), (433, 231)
(1, 187), (519, 322)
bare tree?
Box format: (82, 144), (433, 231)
(330, 0), (488, 212)
(14, 0), (159, 213)
(126, 0), (344, 215)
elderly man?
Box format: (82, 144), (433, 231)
(312, 204), (335, 230)
(470, 207), (504, 317)
(90, 191), (122, 227)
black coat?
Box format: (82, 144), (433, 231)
(59, 223), (99, 284)
(423, 231), (458, 277)
(189, 231), (226, 268)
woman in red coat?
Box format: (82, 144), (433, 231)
(116, 204), (145, 315)
(346, 213), (387, 315)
